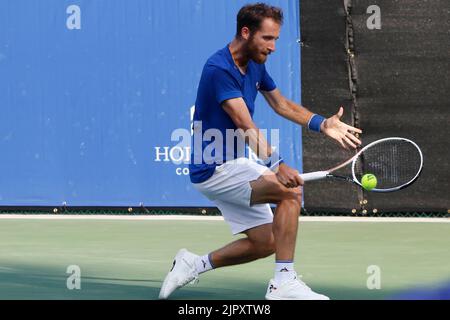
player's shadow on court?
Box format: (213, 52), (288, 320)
(0, 265), (163, 300)
(0, 265), (402, 300)
(82, 276), (160, 283)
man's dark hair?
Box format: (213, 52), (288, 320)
(236, 3), (284, 38)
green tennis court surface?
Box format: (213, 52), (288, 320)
(0, 218), (449, 300)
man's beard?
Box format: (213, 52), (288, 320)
(252, 52), (268, 64)
(247, 38), (268, 64)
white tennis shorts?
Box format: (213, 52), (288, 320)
(193, 158), (274, 235)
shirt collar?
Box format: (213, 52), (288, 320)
(225, 44), (248, 76)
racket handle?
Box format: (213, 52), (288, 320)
(299, 171), (329, 182)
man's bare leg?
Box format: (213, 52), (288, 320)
(209, 223), (275, 268)
(208, 172), (301, 268)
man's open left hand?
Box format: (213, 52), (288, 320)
(321, 107), (363, 150)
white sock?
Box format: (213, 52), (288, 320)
(274, 260), (296, 285)
(195, 254), (214, 274)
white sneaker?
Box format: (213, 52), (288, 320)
(265, 274), (330, 300)
(159, 249), (199, 300)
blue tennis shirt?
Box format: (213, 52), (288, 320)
(189, 45), (277, 184)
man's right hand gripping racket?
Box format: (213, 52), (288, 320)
(300, 137), (423, 192)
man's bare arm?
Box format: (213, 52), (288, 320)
(221, 97), (303, 187)
(261, 89), (314, 126)
(221, 97), (273, 161)
(261, 89), (362, 150)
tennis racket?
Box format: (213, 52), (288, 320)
(299, 137), (423, 193)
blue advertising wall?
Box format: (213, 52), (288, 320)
(0, 0), (301, 206)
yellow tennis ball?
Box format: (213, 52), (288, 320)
(361, 174), (377, 191)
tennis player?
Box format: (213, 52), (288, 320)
(160, 3), (362, 300)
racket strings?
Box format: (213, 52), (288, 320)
(354, 140), (422, 189)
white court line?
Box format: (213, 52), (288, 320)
(0, 214), (448, 223)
